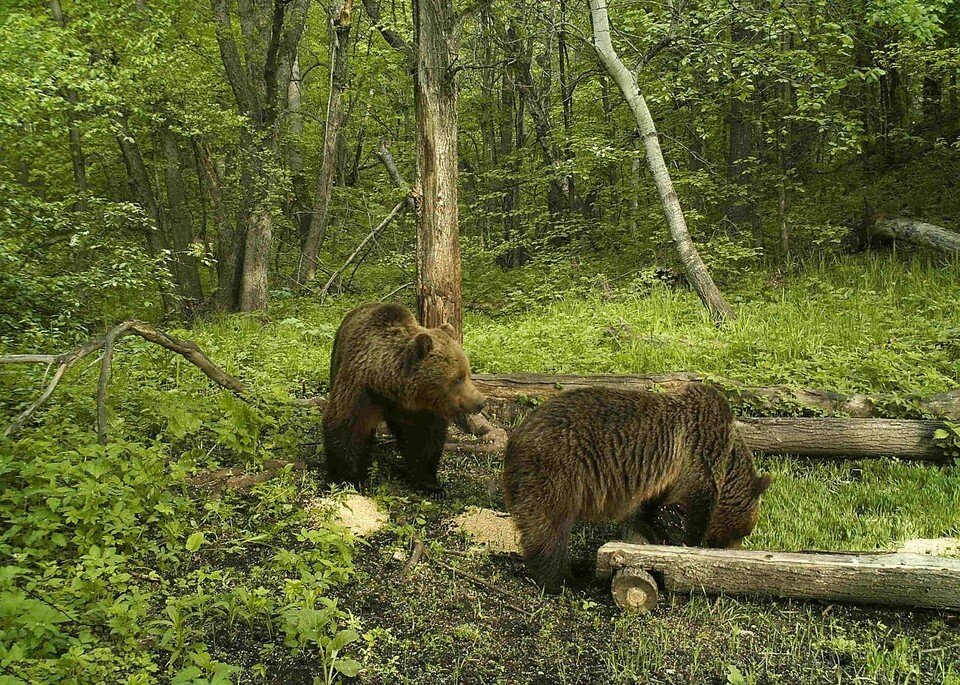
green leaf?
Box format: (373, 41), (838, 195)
(331, 628), (359, 651)
(186, 532), (205, 552)
(726, 665), (747, 685)
(334, 657), (361, 677)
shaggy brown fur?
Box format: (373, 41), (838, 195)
(323, 303), (485, 492)
(502, 384), (771, 593)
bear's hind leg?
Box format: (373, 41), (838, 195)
(386, 410), (448, 494)
(323, 392), (381, 488)
(520, 517), (575, 594)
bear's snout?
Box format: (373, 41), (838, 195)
(457, 384), (486, 415)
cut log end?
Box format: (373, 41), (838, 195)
(611, 567), (659, 613)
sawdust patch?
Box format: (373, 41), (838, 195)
(453, 507), (521, 554)
(306, 494), (389, 537)
(898, 537), (960, 557)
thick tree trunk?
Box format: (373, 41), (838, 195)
(412, 0), (462, 338)
(198, 143), (241, 310)
(872, 218), (960, 253)
(159, 125), (204, 311)
(115, 117), (176, 313)
(596, 543), (960, 611)
(587, 0), (735, 321)
(210, 0), (311, 312)
(469, 372), (960, 422)
(298, 0), (356, 285)
(239, 204), (273, 313)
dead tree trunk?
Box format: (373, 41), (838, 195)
(872, 218), (960, 253)
(596, 543), (960, 611)
(298, 0), (356, 285)
(412, 0), (462, 337)
(587, 0), (735, 321)
(470, 372), (960, 422)
(737, 417), (948, 462)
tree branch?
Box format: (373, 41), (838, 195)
(361, 0), (414, 69)
(320, 198), (408, 298)
(2, 320), (253, 439)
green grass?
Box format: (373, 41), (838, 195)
(463, 253), (960, 397)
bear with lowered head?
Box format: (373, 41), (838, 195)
(502, 384), (771, 593)
(322, 303), (485, 493)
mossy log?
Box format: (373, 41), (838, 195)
(472, 373), (960, 421)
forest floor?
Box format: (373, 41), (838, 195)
(3, 254), (960, 684)
(245, 253), (960, 684)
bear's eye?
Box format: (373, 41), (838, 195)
(454, 373), (465, 385)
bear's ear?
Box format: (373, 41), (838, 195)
(438, 322), (456, 337)
(411, 332), (434, 361)
(756, 473), (772, 495)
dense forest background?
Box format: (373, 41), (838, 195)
(2, 1), (960, 683)
(2, 0), (958, 339)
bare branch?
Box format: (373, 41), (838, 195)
(320, 198), (408, 298)
(2, 320), (251, 438)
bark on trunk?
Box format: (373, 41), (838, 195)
(115, 117), (176, 313)
(210, 0), (311, 312)
(596, 543), (960, 611)
(412, 0), (462, 338)
(587, 0), (735, 321)
(298, 0), (356, 285)
(469, 372), (960, 421)
(737, 417), (948, 462)
(160, 125), (204, 311)
(872, 218), (960, 253)
(198, 143), (241, 310)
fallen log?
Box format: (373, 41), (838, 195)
(472, 373), (960, 421)
(738, 417), (949, 462)
(445, 415), (953, 463)
(872, 218), (960, 253)
(596, 542), (960, 611)
(611, 567), (660, 613)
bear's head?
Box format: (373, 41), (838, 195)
(704, 467), (771, 550)
(404, 323), (485, 419)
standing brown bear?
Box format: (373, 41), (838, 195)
(323, 303), (485, 492)
(503, 384), (771, 593)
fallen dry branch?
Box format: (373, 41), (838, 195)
(432, 556), (536, 617)
(188, 459), (306, 492)
(401, 540), (427, 576)
(3, 320), (255, 439)
(596, 542), (960, 611)
(472, 372), (960, 421)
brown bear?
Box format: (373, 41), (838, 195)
(502, 384), (771, 593)
(322, 302), (485, 492)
